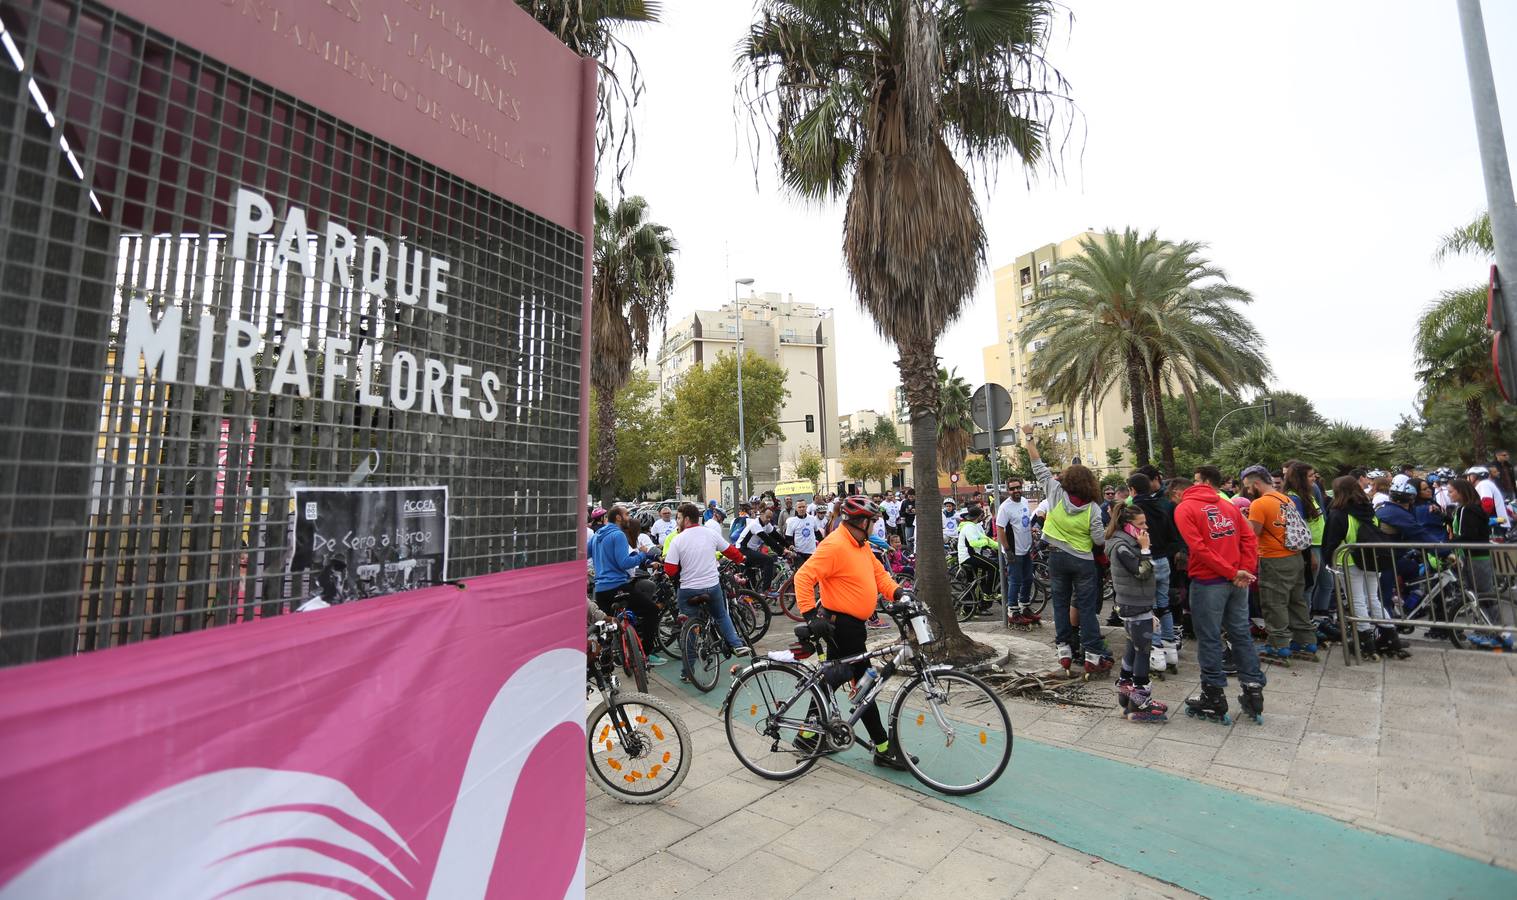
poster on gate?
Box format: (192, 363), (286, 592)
(291, 486), (450, 599)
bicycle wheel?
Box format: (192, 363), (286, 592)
(620, 626), (650, 694)
(658, 606), (682, 659)
(778, 576), (805, 622)
(1028, 576), (1050, 616)
(733, 590), (771, 643)
(729, 595), (757, 644)
(587, 692), (692, 803)
(1449, 592), (1499, 650)
(683, 618), (722, 692)
(889, 668), (1012, 795)
(951, 575), (979, 623)
(723, 661), (825, 781)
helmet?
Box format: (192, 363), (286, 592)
(942, 498), (958, 508)
(1465, 466), (1490, 478)
(632, 509), (657, 528)
(1365, 469), (1388, 479)
(840, 495), (879, 520)
(589, 507), (607, 523)
(1231, 495), (1252, 512)
(1389, 474), (1416, 500)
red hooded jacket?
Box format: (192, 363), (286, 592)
(1175, 484), (1259, 582)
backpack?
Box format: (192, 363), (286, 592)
(1281, 496), (1312, 552)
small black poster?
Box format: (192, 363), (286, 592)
(291, 486), (449, 601)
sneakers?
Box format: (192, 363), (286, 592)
(793, 730), (820, 755)
(866, 614), (891, 630)
(646, 653), (669, 667)
(871, 742), (917, 771)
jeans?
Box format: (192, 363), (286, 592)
(1308, 547), (1335, 613)
(1120, 606), (1155, 684)
(1152, 556), (1175, 644)
(1342, 566), (1386, 637)
(1190, 579), (1266, 688)
(1048, 549), (1103, 657)
(1004, 551), (1033, 608)
(677, 585), (743, 679)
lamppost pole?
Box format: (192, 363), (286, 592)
(734, 277), (754, 500)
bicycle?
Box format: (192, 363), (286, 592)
(680, 591), (753, 692)
(721, 595), (1013, 795)
(586, 618), (692, 803)
(603, 597), (651, 693)
(719, 560), (773, 643)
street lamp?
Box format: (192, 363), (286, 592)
(734, 277), (755, 500)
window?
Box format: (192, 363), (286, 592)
(1038, 262), (1050, 277)
(1030, 339), (1047, 352)
(1019, 267), (1032, 286)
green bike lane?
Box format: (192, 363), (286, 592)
(658, 669), (1517, 899)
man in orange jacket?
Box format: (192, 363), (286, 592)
(793, 495), (910, 769)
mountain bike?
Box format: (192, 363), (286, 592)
(605, 597), (650, 693)
(719, 560), (772, 642)
(721, 595), (1013, 796)
(680, 592), (753, 693)
(586, 618), (692, 803)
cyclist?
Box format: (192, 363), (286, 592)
(664, 502), (752, 680)
(942, 498), (960, 543)
(957, 505), (1000, 601)
(793, 495), (913, 770)
(590, 505), (665, 666)
(738, 505), (786, 591)
(784, 499), (821, 569)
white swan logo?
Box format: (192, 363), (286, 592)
(0, 648), (586, 900)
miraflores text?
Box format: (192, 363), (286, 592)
(119, 187), (504, 422)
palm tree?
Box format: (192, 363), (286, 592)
(738, 0), (1071, 662)
(1023, 230), (1269, 475)
(592, 192), (676, 503)
(937, 367), (974, 477)
(1418, 210), (1497, 460)
(1435, 212), (1493, 262)
(516, 0), (661, 183)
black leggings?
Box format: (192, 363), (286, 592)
(821, 611), (889, 747)
(595, 578), (659, 657)
(962, 551), (999, 597)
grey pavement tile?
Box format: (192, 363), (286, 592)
(1306, 705), (1381, 739)
(1378, 758), (1474, 796)
(1298, 731), (1380, 759)
(1020, 719), (1095, 745)
(1151, 714), (1232, 747)
(661, 773), (774, 828)
(1084, 741), (1146, 759)
(1212, 733), (1297, 775)
(668, 808), (790, 872)
(690, 850), (816, 900)
(747, 777), (859, 826)
(767, 809), (881, 871)
(1455, 717), (1513, 754)
(919, 846), (1035, 899)
(1377, 790), (1488, 853)
(1286, 757), (1378, 814)
(1262, 666), (1326, 693)
(1013, 854), (1169, 900)
(1241, 711), (1308, 745)
(1313, 685), (1385, 710)
(1381, 697), (1458, 733)
(1382, 663), (1452, 689)
(1137, 737), (1218, 775)
(1468, 754), (1517, 797)
(1040, 704), (1110, 726)
(1317, 665), (1385, 693)
(829, 780), (922, 823)
(586, 807), (701, 872)
(961, 826), (1052, 870)
(870, 805), (979, 871)
(1004, 700), (1049, 729)
(1084, 716), (1164, 750)
(1088, 860), (1203, 899)
(586, 859), (611, 886)
(791, 848), (922, 900)
(587, 850), (712, 899)
(1259, 689), (1316, 717)
(586, 791), (655, 826)
(1207, 762), (1288, 794)
(1475, 791), (1517, 840)
(1378, 727), (1453, 763)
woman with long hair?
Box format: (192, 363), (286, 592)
(1447, 478), (1493, 596)
(1023, 426), (1107, 677)
(1321, 476), (1393, 661)
(1285, 461), (1332, 614)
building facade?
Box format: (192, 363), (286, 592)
(654, 292), (840, 498)
(980, 231), (1136, 475)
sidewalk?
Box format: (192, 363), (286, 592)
(585, 669), (1196, 900)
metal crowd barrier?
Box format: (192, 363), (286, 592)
(1330, 540), (1517, 666)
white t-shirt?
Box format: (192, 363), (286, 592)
(627, 532), (655, 578)
(1372, 492), (1390, 508)
(740, 519), (776, 553)
(872, 518), (887, 540)
(650, 517), (676, 543)
(882, 499), (901, 526)
(705, 518), (727, 540)
(667, 525), (730, 591)
(997, 497), (1034, 555)
(786, 514), (821, 554)
(1478, 479), (1509, 523)
(942, 511), (959, 541)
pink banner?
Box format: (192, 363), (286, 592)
(0, 561), (586, 899)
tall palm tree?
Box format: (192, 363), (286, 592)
(1419, 210), (1497, 460)
(516, 0), (662, 183)
(738, 0), (1070, 661)
(1435, 211), (1493, 262)
(1023, 230), (1268, 475)
(937, 367), (974, 477)
(592, 192), (676, 503)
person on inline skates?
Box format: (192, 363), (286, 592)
(1241, 465), (1316, 667)
(1175, 467), (1265, 724)
(1107, 504), (1167, 722)
(997, 476), (1039, 628)
(1130, 472), (1180, 674)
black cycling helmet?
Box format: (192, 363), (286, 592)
(839, 495), (879, 521)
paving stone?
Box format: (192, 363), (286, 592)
(1467, 753), (1517, 797)
(1085, 717), (1164, 750)
(1306, 704), (1380, 739)
(587, 849), (712, 899)
(1137, 737), (1218, 775)
(870, 805), (979, 871)
(667, 808), (790, 872)
(1381, 697), (1457, 733)
(829, 780), (922, 823)
(1297, 731), (1378, 759)
(767, 809), (880, 870)
(919, 845), (1035, 899)
(1084, 741), (1145, 759)
(1286, 756), (1378, 813)
(585, 807), (701, 871)
(688, 850), (815, 900)
(1314, 685), (1384, 709)
(661, 772), (773, 827)
(1263, 666), (1326, 693)
(747, 777), (857, 826)
(1475, 791), (1517, 840)
(1150, 714), (1232, 748)
(1013, 854), (1158, 899)
(1005, 701), (1049, 728)
(961, 826), (1052, 870)
(586, 791), (655, 826)
(793, 848), (922, 899)
(585, 859), (611, 886)
(1378, 727), (1451, 763)
(1212, 734), (1297, 776)
(1020, 719), (1095, 745)
(1241, 710), (1308, 744)
(1207, 762), (1287, 794)
(1382, 663), (1451, 689)
(1041, 704), (1110, 726)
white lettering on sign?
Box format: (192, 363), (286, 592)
(121, 187), (504, 423)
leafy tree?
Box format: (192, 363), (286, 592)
(1417, 210), (1498, 460)
(1320, 421), (1392, 476)
(872, 418), (904, 451)
(666, 350), (789, 482)
(937, 368), (974, 477)
(1267, 391), (1325, 428)
(792, 443), (825, 487)
(1024, 229), (1270, 475)
(516, 0), (659, 185)
(842, 443), (897, 493)
(1215, 424), (1334, 480)
(1105, 447), (1125, 469)
(1012, 433), (1063, 480)
(962, 455), (993, 487)
(738, 0), (1072, 662)
(1100, 472), (1127, 491)
(1435, 211), (1493, 263)
(590, 193), (676, 504)
(1393, 398), (1517, 468)
(588, 371), (664, 500)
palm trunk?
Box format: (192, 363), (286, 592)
(594, 382), (619, 507)
(1149, 372), (1176, 477)
(899, 346), (994, 666)
(1126, 354), (1151, 467)
(1467, 396), (1489, 463)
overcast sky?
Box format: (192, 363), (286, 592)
(613, 0), (1517, 432)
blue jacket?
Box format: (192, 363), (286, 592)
(590, 523), (650, 592)
(1374, 501), (1444, 545)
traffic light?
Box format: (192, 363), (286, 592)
(1264, 397), (1276, 418)
(804, 414), (814, 433)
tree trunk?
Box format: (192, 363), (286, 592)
(594, 382), (619, 507)
(1467, 396), (1489, 463)
(1149, 372), (1176, 477)
(899, 346), (995, 666)
(1126, 354), (1151, 467)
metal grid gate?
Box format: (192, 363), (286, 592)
(0, 0), (583, 666)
